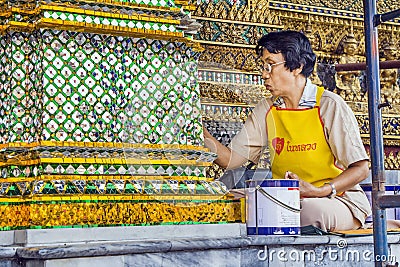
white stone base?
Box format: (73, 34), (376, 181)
(0, 224), (399, 267)
(11, 223), (246, 247)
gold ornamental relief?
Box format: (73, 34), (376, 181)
(197, 21), (280, 46)
(194, 0), (274, 24)
(247, 0), (271, 23)
(376, 0), (400, 14)
(383, 141), (400, 147)
(246, 26), (266, 45)
(363, 139), (400, 148)
(194, 0), (399, 55)
(272, 11), (398, 56)
(278, 0), (399, 13)
(198, 21), (221, 41)
(199, 45), (260, 72)
(357, 143), (400, 170)
(218, 23), (248, 44)
(385, 151), (400, 170)
(194, 1), (230, 19)
(290, 19), (366, 55)
(199, 82), (267, 105)
(380, 32), (399, 94)
(357, 114), (400, 137)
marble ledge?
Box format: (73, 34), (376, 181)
(13, 224), (247, 247)
(15, 237), (250, 260)
(10, 224), (400, 248)
(0, 247), (18, 259)
(250, 234), (400, 245)
(14, 234), (399, 260)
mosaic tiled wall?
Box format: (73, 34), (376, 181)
(0, 0), (242, 229)
(3, 31), (203, 146)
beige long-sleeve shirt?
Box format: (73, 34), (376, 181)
(228, 81), (372, 224)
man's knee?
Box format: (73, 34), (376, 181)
(299, 198), (359, 231)
(300, 199), (327, 228)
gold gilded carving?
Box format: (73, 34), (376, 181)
(271, 13), (368, 55)
(336, 88), (365, 103)
(0, 201), (241, 227)
(363, 139), (400, 147)
(332, 90), (400, 115)
(309, 63), (322, 86)
(246, 26), (264, 45)
(335, 30), (362, 93)
(195, 1), (400, 174)
(303, 19), (323, 86)
(195, 0), (274, 24)
(201, 104), (249, 124)
(199, 45), (260, 72)
(199, 21), (270, 45)
(213, 50), (224, 64)
(304, 16), (316, 46)
(276, 0), (400, 13)
(200, 1), (229, 19)
(245, 53), (259, 72)
(218, 23), (247, 44)
(223, 51), (237, 67)
(385, 151), (400, 170)
(355, 115), (369, 136)
(248, 0), (270, 23)
(199, 21), (220, 40)
(362, 146), (400, 170)
(211, 1), (228, 19)
(195, 1), (399, 60)
(206, 163), (226, 180)
(356, 113), (400, 137)
(200, 82), (267, 105)
(381, 38), (399, 94)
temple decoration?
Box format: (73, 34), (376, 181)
(0, 0), (241, 229)
(381, 32), (399, 94)
(305, 16), (323, 87)
(335, 27), (362, 93)
(192, 0), (400, 178)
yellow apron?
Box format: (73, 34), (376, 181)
(266, 86), (342, 187)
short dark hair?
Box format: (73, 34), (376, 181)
(255, 31), (316, 78)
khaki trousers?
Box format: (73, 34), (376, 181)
(301, 197), (361, 232)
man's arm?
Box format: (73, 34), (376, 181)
(286, 160), (369, 198)
(203, 127), (248, 170)
(203, 98), (269, 170)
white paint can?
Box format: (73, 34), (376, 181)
(246, 179), (300, 235)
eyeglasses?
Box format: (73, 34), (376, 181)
(259, 61), (286, 74)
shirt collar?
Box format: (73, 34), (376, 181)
(272, 79), (318, 108)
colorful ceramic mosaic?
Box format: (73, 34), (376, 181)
(4, 31), (204, 144)
(197, 69), (263, 85)
(0, 0), (240, 229)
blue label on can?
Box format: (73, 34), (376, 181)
(246, 179), (299, 188)
(247, 227), (300, 235)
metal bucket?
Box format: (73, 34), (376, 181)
(246, 179), (300, 235)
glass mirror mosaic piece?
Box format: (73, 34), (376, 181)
(0, 0), (241, 229)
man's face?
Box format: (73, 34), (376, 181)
(261, 49), (297, 98)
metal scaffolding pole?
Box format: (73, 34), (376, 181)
(362, 1), (400, 265)
(362, 0), (387, 266)
(327, 3), (400, 266)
